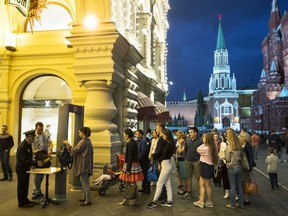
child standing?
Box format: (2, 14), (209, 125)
(265, 149), (280, 190)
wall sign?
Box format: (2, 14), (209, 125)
(6, 0), (30, 17)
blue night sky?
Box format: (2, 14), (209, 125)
(166, 0), (288, 101)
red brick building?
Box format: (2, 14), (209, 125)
(251, 0), (288, 132)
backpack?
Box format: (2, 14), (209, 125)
(34, 150), (52, 168)
(57, 147), (73, 169)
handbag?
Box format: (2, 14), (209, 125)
(57, 147), (73, 169)
(147, 165), (159, 182)
(241, 151), (249, 171)
(124, 183), (137, 199)
(244, 173), (258, 194)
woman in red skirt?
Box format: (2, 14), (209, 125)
(118, 128), (144, 206)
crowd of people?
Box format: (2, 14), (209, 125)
(117, 125), (288, 210)
(0, 122), (287, 209)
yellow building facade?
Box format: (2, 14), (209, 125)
(0, 0), (169, 171)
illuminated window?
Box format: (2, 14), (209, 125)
(26, 4), (72, 32)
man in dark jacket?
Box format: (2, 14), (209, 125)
(16, 130), (36, 208)
(0, 125), (14, 181)
(136, 129), (150, 193)
(268, 131), (281, 157)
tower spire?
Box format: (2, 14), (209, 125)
(183, 89), (186, 101)
(269, 0), (281, 30)
(216, 14), (226, 50)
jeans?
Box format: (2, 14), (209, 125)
(80, 173), (91, 203)
(0, 150), (12, 178)
(153, 159), (173, 202)
(280, 147), (286, 162)
(268, 173), (278, 189)
(252, 146), (258, 160)
(33, 174), (44, 194)
(227, 166), (244, 207)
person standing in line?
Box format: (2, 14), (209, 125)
(224, 129), (244, 210)
(0, 125), (14, 181)
(148, 129), (159, 187)
(182, 127), (202, 200)
(175, 130), (186, 195)
(212, 132), (222, 187)
(218, 133), (231, 199)
(31, 122), (53, 199)
(136, 129), (150, 194)
(118, 128), (144, 206)
(240, 131), (256, 205)
(63, 126), (94, 206)
(251, 132), (260, 160)
(16, 130), (36, 208)
(193, 132), (219, 208)
(266, 148), (280, 190)
(147, 129), (176, 208)
(153, 123), (167, 200)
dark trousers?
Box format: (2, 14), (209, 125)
(16, 166), (30, 206)
(268, 173), (279, 189)
(222, 164), (230, 190)
(140, 160), (150, 191)
(0, 150), (12, 178)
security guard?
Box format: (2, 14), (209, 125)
(16, 130), (36, 208)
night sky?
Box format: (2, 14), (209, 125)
(166, 0), (288, 101)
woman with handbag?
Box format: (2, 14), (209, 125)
(118, 128), (144, 206)
(224, 129), (244, 209)
(239, 131), (256, 205)
(148, 129), (159, 186)
(63, 127), (93, 206)
(147, 129), (176, 208)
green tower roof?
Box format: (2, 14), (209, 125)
(216, 15), (226, 50)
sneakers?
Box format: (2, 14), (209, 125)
(175, 185), (183, 189)
(224, 190), (229, 199)
(193, 200), (204, 208)
(235, 195), (239, 201)
(160, 201), (173, 207)
(182, 192), (192, 200)
(147, 201), (157, 209)
(32, 192), (44, 200)
(226, 204), (235, 210)
(205, 201), (214, 208)
(177, 190), (186, 195)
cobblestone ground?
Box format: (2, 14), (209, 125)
(1, 143), (287, 216)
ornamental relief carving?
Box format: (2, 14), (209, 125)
(75, 46), (113, 54)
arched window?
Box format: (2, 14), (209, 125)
(26, 4), (72, 32)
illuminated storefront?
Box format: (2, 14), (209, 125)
(0, 0), (170, 172)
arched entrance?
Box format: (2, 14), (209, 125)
(222, 117), (231, 128)
(21, 76), (72, 150)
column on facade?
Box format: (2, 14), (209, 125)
(137, 13), (152, 69)
(0, 54), (10, 126)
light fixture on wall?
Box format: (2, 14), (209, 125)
(5, 46), (16, 52)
